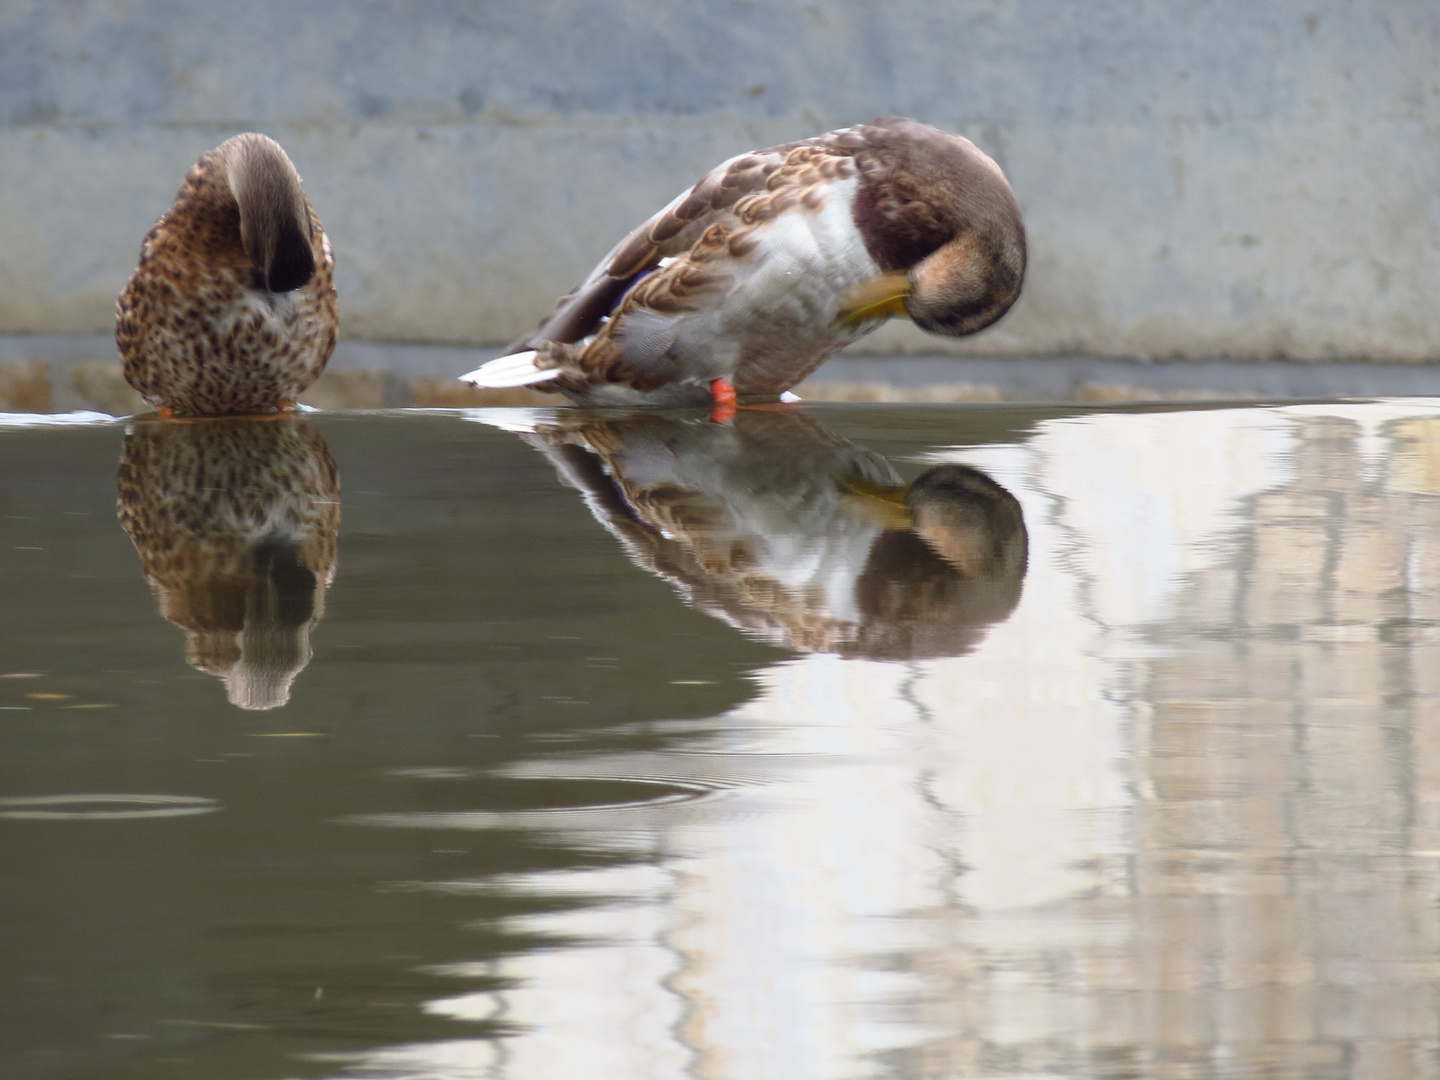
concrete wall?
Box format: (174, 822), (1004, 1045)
(1, 0), (1436, 360)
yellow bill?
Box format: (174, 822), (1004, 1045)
(835, 273), (912, 328)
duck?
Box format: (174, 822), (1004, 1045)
(116, 416), (340, 709)
(460, 117), (1025, 417)
(481, 409), (1027, 659)
(115, 133), (338, 418)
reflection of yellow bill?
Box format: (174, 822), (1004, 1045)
(837, 476), (913, 530)
(1388, 417), (1440, 495)
(835, 273), (912, 328)
(249, 732), (327, 738)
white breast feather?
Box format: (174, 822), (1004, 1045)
(670, 177), (882, 374)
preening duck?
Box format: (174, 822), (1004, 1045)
(116, 133), (338, 417)
(483, 409), (1028, 659)
(116, 417), (340, 709)
(461, 117), (1025, 415)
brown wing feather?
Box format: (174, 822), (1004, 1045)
(517, 133), (870, 396)
(508, 141), (809, 351)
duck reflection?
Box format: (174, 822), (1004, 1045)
(511, 410), (1026, 659)
(116, 417), (339, 709)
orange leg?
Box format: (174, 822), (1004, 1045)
(276, 399), (297, 412)
(156, 405), (176, 420)
(709, 379), (737, 424)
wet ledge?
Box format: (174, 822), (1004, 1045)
(2, 334), (1439, 414)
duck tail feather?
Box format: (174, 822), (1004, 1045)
(458, 351), (556, 388)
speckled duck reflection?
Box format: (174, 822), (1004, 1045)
(494, 409), (1027, 659)
(116, 416), (339, 709)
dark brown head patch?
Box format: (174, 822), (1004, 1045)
(222, 134), (316, 293)
(846, 117), (1025, 278)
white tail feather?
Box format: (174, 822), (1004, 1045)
(458, 351), (557, 388)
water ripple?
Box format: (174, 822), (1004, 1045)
(0, 794), (219, 820)
(344, 773), (738, 831)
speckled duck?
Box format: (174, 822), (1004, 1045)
(116, 133), (338, 417)
(461, 118), (1026, 416)
(116, 416), (340, 710)
(488, 410), (1028, 660)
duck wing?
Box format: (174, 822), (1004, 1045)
(507, 139), (814, 352)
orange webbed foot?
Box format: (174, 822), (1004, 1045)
(710, 379), (737, 424)
(156, 405), (176, 420)
(276, 400), (297, 413)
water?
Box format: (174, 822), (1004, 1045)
(3, 400), (1440, 1079)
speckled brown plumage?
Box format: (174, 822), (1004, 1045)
(508, 410), (1027, 659)
(466, 118), (1026, 407)
(116, 133), (338, 417)
(116, 416), (340, 709)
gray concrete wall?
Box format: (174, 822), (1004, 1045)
(1, 0), (1436, 360)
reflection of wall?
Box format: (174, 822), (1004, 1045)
(1121, 413), (1440, 1069)
(3, 3), (1436, 359)
(906, 405), (1440, 1076)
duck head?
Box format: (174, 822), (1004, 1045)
(217, 132), (317, 294)
(840, 119), (1027, 337)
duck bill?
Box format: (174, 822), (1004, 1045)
(835, 273), (913, 328)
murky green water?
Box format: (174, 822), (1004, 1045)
(4, 400), (1440, 1080)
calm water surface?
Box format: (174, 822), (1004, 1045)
(4, 401), (1440, 1079)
